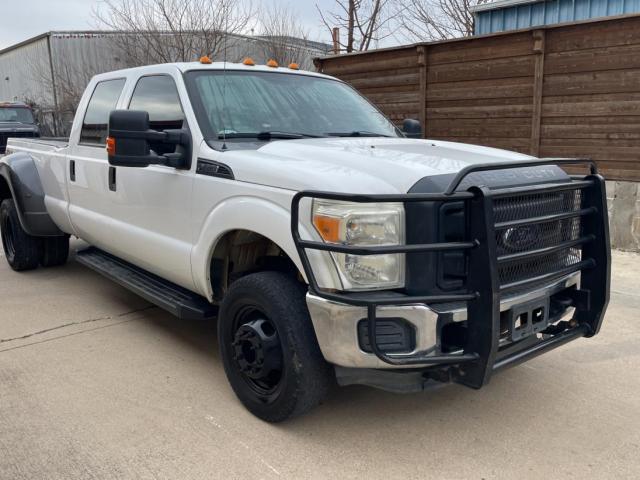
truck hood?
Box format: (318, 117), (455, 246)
(219, 137), (535, 194)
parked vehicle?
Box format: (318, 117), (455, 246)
(0, 102), (39, 154)
(0, 59), (610, 422)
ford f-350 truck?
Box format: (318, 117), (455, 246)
(0, 59), (610, 422)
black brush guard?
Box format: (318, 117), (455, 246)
(291, 159), (610, 389)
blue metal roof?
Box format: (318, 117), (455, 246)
(474, 0), (640, 34)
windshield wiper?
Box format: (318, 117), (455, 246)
(218, 131), (323, 140)
(326, 131), (391, 138)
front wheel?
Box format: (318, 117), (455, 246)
(218, 271), (333, 422)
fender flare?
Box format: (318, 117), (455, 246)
(0, 152), (64, 237)
(191, 195), (338, 300)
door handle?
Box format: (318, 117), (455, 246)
(108, 166), (116, 192)
(69, 160), (76, 181)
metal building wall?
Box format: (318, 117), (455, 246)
(475, 0), (640, 34)
(0, 36), (55, 107)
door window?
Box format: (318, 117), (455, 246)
(79, 78), (126, 145)
(129, 75), (185, 155)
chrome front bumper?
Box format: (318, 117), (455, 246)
(307, 273), (579, 369)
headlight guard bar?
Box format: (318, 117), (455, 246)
(291, 158), (610, 389)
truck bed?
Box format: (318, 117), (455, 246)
(6, 137), (69, 152)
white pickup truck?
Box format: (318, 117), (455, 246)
(0, 59), (610, 422)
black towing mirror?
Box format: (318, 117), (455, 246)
(107, 110), (191, 169)
(402, 118), (423, 139)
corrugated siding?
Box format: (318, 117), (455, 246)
(317, 15), (640, 182)
(0, 37), (54, 106)
(476, 0), (640, 34)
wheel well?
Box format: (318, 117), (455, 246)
(210, 229), (301, 301)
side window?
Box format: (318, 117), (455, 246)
(80, 79), (126, 145)
(128, 75), (185, 155)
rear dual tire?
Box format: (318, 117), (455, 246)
(0, 199), (68, 271)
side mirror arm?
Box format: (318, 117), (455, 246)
(163, 129), (190, 145)
(161, 129), (191, 169)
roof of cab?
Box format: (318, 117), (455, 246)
(95, 61), (334, 81)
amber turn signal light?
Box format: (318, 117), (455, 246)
(312, 215), (341, 243)
(106, 136), (116, 156)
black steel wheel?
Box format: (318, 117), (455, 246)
(218, 271), (333, 422)
(0, 198), (41, 271)
(231, 308), (285, 402)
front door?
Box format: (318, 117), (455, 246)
(104, 74), (195, 290)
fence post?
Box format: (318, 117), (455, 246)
(530, 29), (546, 156)
(417, 45), (428, 138)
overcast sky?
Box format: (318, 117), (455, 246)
(0, 0), (338, 49)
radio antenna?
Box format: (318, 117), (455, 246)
(221, 11), (230, 151)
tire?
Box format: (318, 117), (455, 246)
(218, 271), (333, 422)
(40, 234), (70, 267)
(0, 198), (42, 271)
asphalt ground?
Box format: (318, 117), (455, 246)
(1, 242), (639, 479)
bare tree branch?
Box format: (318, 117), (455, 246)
(93, 0), (258, 64)
(316, 0), (395, 53)
(394, 0), (488, 42)
(256, 3), (315, 67)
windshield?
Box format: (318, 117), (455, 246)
(0, 107), (35, 124)
(184, 70), (400, 142)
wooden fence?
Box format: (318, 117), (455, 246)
(315, 15), (640, 182)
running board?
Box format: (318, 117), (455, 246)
(76, 247), (217, 320)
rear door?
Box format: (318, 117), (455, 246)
(67, 77), (126, 247)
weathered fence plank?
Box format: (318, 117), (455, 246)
(316, 15), (640, 182)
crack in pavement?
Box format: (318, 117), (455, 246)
(0, 318), (146, 354)
(0, 305), (157, 346)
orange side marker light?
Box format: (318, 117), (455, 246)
(106, 136), (116, 156)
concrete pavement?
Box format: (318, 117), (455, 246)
(1, 244), (639, 479)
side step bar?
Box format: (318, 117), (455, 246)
(76, 247), (217, 321)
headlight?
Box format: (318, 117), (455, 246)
(312, 199), (405, 290)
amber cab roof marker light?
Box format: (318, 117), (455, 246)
(266, 59), (279, 68)
(288, 63), (300, 70)
(199, 55), (212, 64)
(242, 57), (256, 66)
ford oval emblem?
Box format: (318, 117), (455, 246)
(502, 225), (540, 251)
